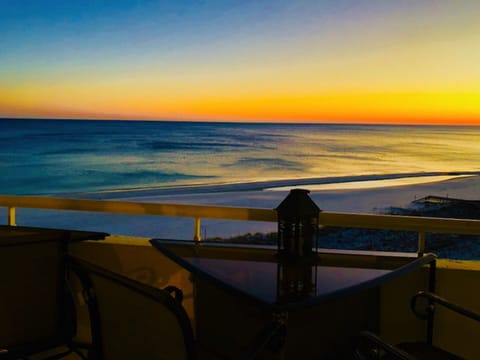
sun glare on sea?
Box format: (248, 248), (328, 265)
(266, 175), (472, 192)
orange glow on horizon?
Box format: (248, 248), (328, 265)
(2, 109), (480, 126)
(2, 84), (480, 125)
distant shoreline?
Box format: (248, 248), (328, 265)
(65, 171), (480, 200)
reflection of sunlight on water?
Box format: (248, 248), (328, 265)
(6, 122), (480, 195)
(294, 131), (473, 179)
(266, 175), (473, 192)
(71, 126), (480, 186)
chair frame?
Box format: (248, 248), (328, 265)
(354, 291), (480, 359)
(68, 256), (197, 360)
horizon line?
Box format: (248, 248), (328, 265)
(1, 116), (480, 127)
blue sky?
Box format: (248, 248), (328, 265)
(2, 1), (480, 123)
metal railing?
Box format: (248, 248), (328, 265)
(2, 194), (480, 252)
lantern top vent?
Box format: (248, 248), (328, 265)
(275, 189), (320, 218)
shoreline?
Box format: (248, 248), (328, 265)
(61, 171), (480, 200)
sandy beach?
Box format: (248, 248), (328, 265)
(10, 173), (480, 241)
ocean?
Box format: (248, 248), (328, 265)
(1, 118), (480, 197)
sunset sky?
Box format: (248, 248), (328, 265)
(1, 1), (480, 124)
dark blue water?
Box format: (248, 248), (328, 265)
(1, 118), (479, 196)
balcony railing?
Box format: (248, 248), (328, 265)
(2, 194), (480, 255)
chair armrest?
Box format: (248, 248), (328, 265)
(163, 285), (184, 303)
(411, 291), (480, 322)
(353, 331), (415, 360)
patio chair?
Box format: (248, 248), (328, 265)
(0, 227), (101, 360)
(353, 291), (480, 359)
(68, 257), (196, 360)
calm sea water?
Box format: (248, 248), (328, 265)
(1, 119), (479, 196)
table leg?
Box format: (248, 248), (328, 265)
(242, 311), (288, 359)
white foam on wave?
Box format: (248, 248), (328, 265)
(265, 175), (473, 192)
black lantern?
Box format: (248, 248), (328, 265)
(275, 189), (320, 303)
(276, 189), (320, 263)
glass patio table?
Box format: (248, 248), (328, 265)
(150, 239), (437, 358)
(150, 239), (436, 310)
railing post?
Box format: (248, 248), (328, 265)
(193, 217), (201, 241)
(8, 207), (16, 226)
(417, 232), (426, 257)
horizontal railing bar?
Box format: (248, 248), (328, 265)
(0, 195), (277, 222)
(319, 212), (480, 235)
(1, 195), (480, 236)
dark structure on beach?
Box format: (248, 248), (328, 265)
(409, 196), (480, 220)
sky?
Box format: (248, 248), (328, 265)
(1, 0), (480, 124)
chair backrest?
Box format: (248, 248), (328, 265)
(69, 257), (196, 360)
(0, 236), (75, 358)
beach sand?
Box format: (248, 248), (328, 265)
(8, 174), (480, 241)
